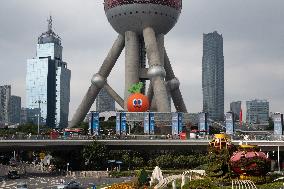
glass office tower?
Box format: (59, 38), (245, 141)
(96, 88), (115, 112)
(26, 16), (71, 128)
(202, 31), (224, 121)
(0, 85), (11, 125)
(246, 99), (269, 124)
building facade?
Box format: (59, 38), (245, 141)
(0, 85), (11, 125)
(9, 95), (21, 124)
(202, 31), (224, 121)
(230, 101), (242, 121)
(246, 99), (269, 124)
(96, 88), (115, 112)
(26, 16), (71, 128)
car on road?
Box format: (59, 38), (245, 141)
(7, 170), (20, 179)
(57, 181), (81, 189)
(16, 182), (28, 189)
(0, 176), (5, 182)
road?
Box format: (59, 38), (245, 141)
(0, 176), (131, 189)
(0, 164), (131, 189)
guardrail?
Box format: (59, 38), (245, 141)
(0, 134), (284, 141)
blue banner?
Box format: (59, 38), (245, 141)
(89, 114), (92, 135)
(144, 112), (150, 134)
(116, 112), (121, 135)
(92, 112), (100, 136)
(178, 112), (183, 134)
(274, 113), (283, 135)
(172, 112), (179, 135)
(149, 112), (155, 135)
(121, 112), (127, 135)
(225, 112), (234, 135)
(198, 113), (207, 134)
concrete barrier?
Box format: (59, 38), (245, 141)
(66, 171), (109, 178)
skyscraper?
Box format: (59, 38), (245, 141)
(230, 101), (242, 121)
(26, 16), (71, 128)
(9, 95), (21, 124)
(202, 31), (224, 121)
(0, 85), (11, 125)
(246, 99), (269, 124)
(96, 88), (115, 112)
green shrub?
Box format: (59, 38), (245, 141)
(136, 169), (149, 187)
(109, 170), (135, 178)
(182, 178), (219, 189)
(258, 181), (284, 189)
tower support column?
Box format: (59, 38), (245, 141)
(164, 50), (187, 113)
(69, 35), (125, 128)
(143, 27), (170, 112)
(124, 31), (140, 109)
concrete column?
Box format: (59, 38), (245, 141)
(143, 27), (170, 112)
(164, 50), (188, 113)
(124, 31), (140, 110)
(69, 35), (125, 128)
(104, 83), (124, 109)
(149, 34), (166, 111)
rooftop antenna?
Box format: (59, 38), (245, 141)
(47, 15), (52, 32)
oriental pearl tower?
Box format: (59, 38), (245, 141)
(69, 0), (188, 127)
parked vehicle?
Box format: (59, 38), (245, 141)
(7, 170), (20, 179)
(16, 182), (28, 189)
(0, 176), (5, 182)
(57, 181), (80, 189)
(66, 181), (80, 189)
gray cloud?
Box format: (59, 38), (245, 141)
(0, 0), (283, 120)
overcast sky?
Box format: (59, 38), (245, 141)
(0, 0), (283, 119)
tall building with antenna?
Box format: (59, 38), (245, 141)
(26, 16), (71, 128)
(202, 31), (224, 121)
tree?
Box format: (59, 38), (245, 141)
(77, 122), (89, 134)
(267, 117), (274, 130)
(82, 141), (107, 170)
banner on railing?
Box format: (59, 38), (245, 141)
(273, 113), (283, 135)
(116, 112), (121, 135)
(89, 111), (99, 135)
(178, 112), (183, 134)
(226, 112), (234, 135)
(121, 112), (127, 135)
(198, 112), (208, 135)
(144, 112), (150, 135)
(172, 112), (179, 135)
(149, 112), (155, 135)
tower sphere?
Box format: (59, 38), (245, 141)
(104, 0), (182, 35)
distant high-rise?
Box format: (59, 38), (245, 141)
(230, 101), (242, 121)
(0, 85), (11, 125)
(96, 88), (115, 112)
(9, 95), (21, 124)
(26, 16), (71, 128)
(246, 99), (269, 124)
(202, 31), (224, 121)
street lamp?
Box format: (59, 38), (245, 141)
(34, 100), (46, 135)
